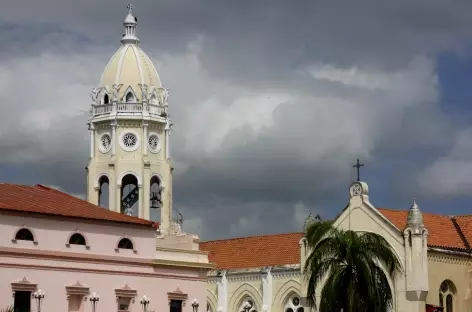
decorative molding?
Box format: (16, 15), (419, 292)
(11, 277), (37, 296)
(66, 281), (90, 301)
(147, 132), (162, 154)
(65, 231), (91, 250)
(118, 170), (142, 185)
(115, 236), (137, 253)
(95, 172), (110, 188)
(115, 284), (137, 303)
(168, 287), (189, 305)
(11, 227), (38, 245)
(119, 130), (140, 152)
(98, 132), (112, 154)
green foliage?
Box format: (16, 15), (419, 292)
(303, 221), (401, 312)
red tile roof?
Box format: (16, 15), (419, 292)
(200, 232), (303, 270)
(451, 215), (472, 250)
(202, 209), (471, 270)
(0, 183), (155, 227)
(378, 208), (468, 250)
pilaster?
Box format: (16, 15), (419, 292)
(262, 267), (273, 312)
(217, 271), (228, 312)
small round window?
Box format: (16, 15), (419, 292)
(120, 132), (139, 151)
(99, 133), (112, 153)
(147, 133), (161, 153)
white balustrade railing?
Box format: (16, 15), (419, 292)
(91, 103), (167, 116)
(93, 104), (112, 115)
(149, 104), (166, 116)
(117, 103), (143, 112)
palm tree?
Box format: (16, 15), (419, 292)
(303, 220), (401, 312)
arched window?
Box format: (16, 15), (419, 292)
(98, 175), (109, 209)
(125, 92), (135, 102)
(15, 228), (34, 241)
(103, 93), (110, 104)
(69, 233), (86, 246)
(284, 295), (304, 312)
(118, 238), (134, 250)
(121, 174), (139, 217)
(439, 280), (456, 312)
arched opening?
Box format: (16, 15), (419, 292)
(121, 174), (139, 217)
(439, 280), (457, 312)
(118, 238), (134, 250)
(125, 92), (135, 102)
(103, 93), (110, 104)
(238, 297), (257, 312)
(15, 228), (34, 241)
(98, 175), (109, 209)
(149, 176), (162, 221)
(69, 233), (86, 246)
(284, 294), (304, 312)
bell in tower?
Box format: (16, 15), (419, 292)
(86, 4), (174, 233)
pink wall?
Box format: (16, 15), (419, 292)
(0, 213), (208, 312)
(0, 214), (157, 258)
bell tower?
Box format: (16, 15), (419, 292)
(85, 4), (174, 233)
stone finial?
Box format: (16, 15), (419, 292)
(407, 197), (424, 228)
(349, 181), (369, 197)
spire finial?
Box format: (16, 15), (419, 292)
(407, 196), (424, 228)
(121, 4), (139, 45)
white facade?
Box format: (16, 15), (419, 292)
(86, 5), (174, 233)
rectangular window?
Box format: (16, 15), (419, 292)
(68, 294), (84, 312)
(118, 297), (131, 311)
(14, 291), (31, 312)
(170, 300), (182, 312)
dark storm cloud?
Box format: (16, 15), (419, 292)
(1, 0), (472, 239)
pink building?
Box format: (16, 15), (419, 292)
(0, 184), (213, 312)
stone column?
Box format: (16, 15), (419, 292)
(143, 123), (148, 156)
(138, 184), (144, 218)
(111, 123), (117, 156)
(262, 268), (273, 312)
(89, 124), (95, 158)
(116, 183), (122, 214)
(217, 271), (228, 312)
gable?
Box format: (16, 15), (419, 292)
(333, 199), (405, 259)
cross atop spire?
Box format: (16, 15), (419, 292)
(127, 3), (134, 14)
(352, 158), (364, 181)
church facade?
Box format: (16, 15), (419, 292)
(201, 181), (472, 312)
(0, 5), (213, 312)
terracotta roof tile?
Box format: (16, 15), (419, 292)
(0, 183), (155, 227)
(200, 232), (303, 269)
(453, 215), (472, 250)
(378, 208), (467, 250)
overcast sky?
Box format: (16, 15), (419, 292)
(2, 1), (472, 240)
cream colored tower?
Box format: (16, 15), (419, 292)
(86, 4), (173, 232)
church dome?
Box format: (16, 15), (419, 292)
(99, 5), (162, 102)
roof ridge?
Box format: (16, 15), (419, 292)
(202, 231), (303, 244)
(378, 207), (472, 218)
